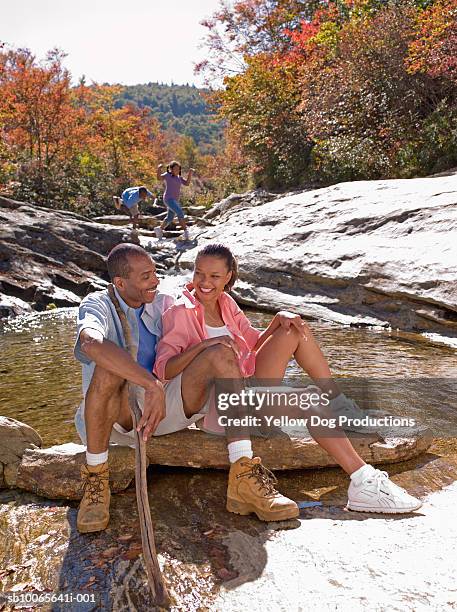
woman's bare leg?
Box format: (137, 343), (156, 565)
(255, 325), (365, 474)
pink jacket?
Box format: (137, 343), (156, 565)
(154, 284), (261, 382)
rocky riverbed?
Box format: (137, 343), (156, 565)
(2, 172), (457, 342)
(180, 172), (457, 340)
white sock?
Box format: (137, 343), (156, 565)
(86, 450), (108, 466)
(228, 440), (253, 463)
(350, 463), (376, 484)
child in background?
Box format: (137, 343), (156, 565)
(155, 161), (194, 240)
(113, 186), (154, 229)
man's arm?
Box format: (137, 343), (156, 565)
(80, 328), (164, 440)
(80, 328), (158, 389)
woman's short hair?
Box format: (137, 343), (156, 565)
(196, 243), (238, 292)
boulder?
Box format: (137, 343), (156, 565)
(0, 416), (42, 465)
(181, 173), (457, 336)
(144, 425), (433, 470)
(14, 443), (138, 499)
(4, 425), (433, 501)
(0, 197), (131, 316)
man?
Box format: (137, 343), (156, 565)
(75, 243), (298, 533)
(113, 186), (154, 230)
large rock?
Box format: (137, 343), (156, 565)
(0, 416), (42, 466)
(181, 173), (457, 336)
(0, 197), (132, 316)
(14, 443), (138, 499)
(144, 425), (433, 470)
(4, 427), (433, 500)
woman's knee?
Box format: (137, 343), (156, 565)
(201, 344), (240, 374)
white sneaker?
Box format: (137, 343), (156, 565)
(154, 227), (163, 240)
(347, 467), (422, 514)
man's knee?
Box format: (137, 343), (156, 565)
(88, 367), (126, 398)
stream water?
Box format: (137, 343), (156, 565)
(1, 303), (457, 610)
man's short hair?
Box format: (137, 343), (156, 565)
(138, 186), (148, 196)
(106, 243), (150, 280)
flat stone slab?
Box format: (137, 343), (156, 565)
(14, 443), (137, 500)
(145, 424), (433, 470)
(4, 426), (432, 500)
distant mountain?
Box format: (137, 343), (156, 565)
(115, 82), (224, 153)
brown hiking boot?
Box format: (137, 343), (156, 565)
(77, 461), (111, 533)
(227, 457), (299, 521)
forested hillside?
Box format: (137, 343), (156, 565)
(116, 83), (224, 153)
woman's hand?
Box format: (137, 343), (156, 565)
(275, 311), (308, 340)
(203, 335), (241, 358)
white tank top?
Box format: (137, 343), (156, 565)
(205, 324), (233, 339)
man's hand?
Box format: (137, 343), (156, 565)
(203, 335), (241, 358)
(137, 380), (166, 441)
(275, 311), (308, 340)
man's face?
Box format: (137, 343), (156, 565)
(139, 191), (147, 201)
(114, 254), (159, 308)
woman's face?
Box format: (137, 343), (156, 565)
(193, 256), (232, 304)
(170, 164), (180, 176)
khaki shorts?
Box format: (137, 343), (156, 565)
(74, 373), (208, 449)
(121, 203), (139, 217)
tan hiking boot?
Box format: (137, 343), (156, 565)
(227, 456), (299, 521)
(77, 461), (111, 533)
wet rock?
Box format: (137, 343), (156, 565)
(0, 293), (32, 317)
(15, 443), (140, 499)
(182, 173), (457, 335)
(0, 196), (130, 317)
(0, 416), (42, 465)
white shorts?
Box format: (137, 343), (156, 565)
(74, 373), (209, 449)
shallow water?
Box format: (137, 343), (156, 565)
(1, 308), (457, 446)
(1, 306), (457, 609)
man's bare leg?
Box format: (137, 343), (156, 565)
(78, 366), (128, 533)
(84, 366), (127, 452)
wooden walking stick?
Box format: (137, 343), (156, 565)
(108, 284), (170, 607)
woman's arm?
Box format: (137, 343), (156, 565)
(165, 335), (239, 379)
(156, 163), (164, 181)
(181, 168), (194, 186)
(253, 311), (308, 351)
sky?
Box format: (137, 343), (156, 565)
(0, 0), (221, 87)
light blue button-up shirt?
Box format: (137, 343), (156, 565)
(121, 187), (153, 209)
(74, 287), (174, 396)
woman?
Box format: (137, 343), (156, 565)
(155, 161), (193, 240)
(154, 244), (421, 522)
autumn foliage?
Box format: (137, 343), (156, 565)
(199, 0), (457, 187)
(0, 47), (230, 213)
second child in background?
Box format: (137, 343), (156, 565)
(113, 185), (154, 230)
(155, 161), (194, 241)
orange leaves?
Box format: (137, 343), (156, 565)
(407, 0), (457, 82)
